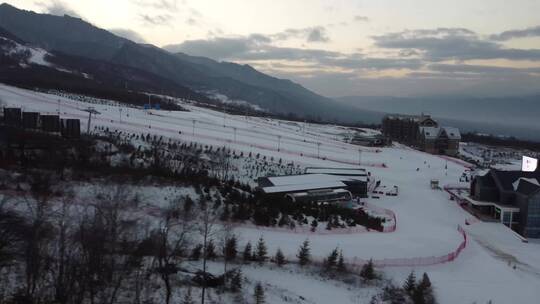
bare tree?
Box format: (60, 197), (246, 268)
(219, 220), (238, 288)
(199, 197), (219, 304)
(153, 196), (194, 304)
(212, 147), (232, 182)
(22, 173), (55, 303)
(0, 196), (28, 301)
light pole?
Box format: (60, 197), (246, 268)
(317, 142), (321, 159)
(82, 107), (101, 134)
(119, 108), (123, 123)
(277, 135), (282, 151)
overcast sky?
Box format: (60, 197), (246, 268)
(5, 0), (540, 97)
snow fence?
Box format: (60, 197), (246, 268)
(344, 224), (467, 268)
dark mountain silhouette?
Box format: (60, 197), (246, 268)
(0, 3), (381, 123)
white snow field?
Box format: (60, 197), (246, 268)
(2, 84), (540, 303)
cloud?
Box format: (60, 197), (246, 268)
(34, 0), (80, 18)
(166, 26), (540, 97)
(353, 15), (369, 22)
(490, 26), (540, 41)
(271, 26), (330, 43)
(373, 28), (540, 61)
(139, 14), (173, 26)
(131, 0), (179, 11)
(428, 63), (540, 75)
(307, 27), (330, 42)
(164, 34), (422, 73)
(164, 36), (260, 59)
(109, 28), (147, 44)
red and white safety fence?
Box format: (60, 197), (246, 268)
(342, 225), (467, 268)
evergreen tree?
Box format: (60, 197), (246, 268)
(297, 239), (311, 266)
(278, 214), (289, 227)
(230, 269), (243, 292)
(324, 247), (339, 270)
(255, 236), (268, 264)
(382, 285), (407, 304)
(360, 259), (376, 280)
(310, 219), (318, 232)
(243, 242), (253, 262)
(337, 250), (346, 273)
(275, 248), (286, 267)
(254, 282), (265, 304)
(224, 235), (238, 262)
(181, 288), (194, 304)
(414, 273), (435, 304)
(326, 220), (333, 230)
(403, 271), (417, 295)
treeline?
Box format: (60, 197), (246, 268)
(0, 65), (187, 111)
(216, 188), (384, 231)
(462, 132), (540, 152)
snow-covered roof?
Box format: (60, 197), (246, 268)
(260, 173), (367, 194)
(267, 174), (344, 186)
(305, 167), (367, 176)
(419, 126), (461, 140)
(262, 181), (346, 194)
(442, 127), (461, 140)
(419, 127), (440, 139)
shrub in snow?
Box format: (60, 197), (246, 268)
(297, 239), (311, 266)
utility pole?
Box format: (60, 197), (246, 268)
(223, 110), (226, 127)
(82, 107), (101, 134)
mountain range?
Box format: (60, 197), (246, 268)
(0, 3), (381, 124)
(0, 3), (538, 140)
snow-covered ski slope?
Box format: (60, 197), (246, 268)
(2, 84), (540, 304)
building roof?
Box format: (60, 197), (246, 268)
(258, 173), (367, 194)
(442, 127), (461, 140)
(514, 178), (540, 196)
(419, 126), (440, 139)
(489, 170), (540, 195)
(419, 126), (461, 140)
(305, 167), (367, 176)
(266, 174), (344, 186)
(262, 181), (346, 194)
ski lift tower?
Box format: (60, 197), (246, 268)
(82, 107), (101, 134)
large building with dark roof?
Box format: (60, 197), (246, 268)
(257, 172), (368, 203)
(382, 114), (461, 156)
(470, 169), (540, 238)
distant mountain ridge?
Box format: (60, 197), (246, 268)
(0, 25), (207, 109)
(336, 95), (540, 141)
(336, 95), (540, 126)
(0, 3), (381, 123)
